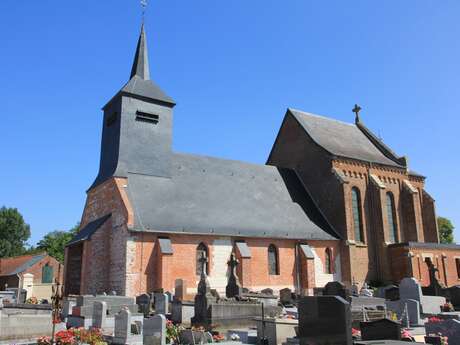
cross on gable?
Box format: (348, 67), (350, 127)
(352, 104), (361, 117)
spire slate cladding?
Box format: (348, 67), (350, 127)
(130, 24), (150, 80)
(90, 25), (175, 190)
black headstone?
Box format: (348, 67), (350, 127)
(298, 296), (352, 345)
(280, 288), (294, 307)
(360, 319), (401, 341)
(323, 281), (349, 300)
(385, 286), (400, 301)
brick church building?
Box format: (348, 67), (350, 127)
(64, 25), (460, 297)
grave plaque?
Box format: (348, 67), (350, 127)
(399, 278), (422, 302)
(360, 319), (401, 341)
(175, 279), (187, 301)
(154, 293), (169, 315)
(323, 281), (348, 300)
(136, 293), (151, 317)
(144, 314), (166, 345)
(298, 296), (352, 345)
(280, 288), (294, 307)
(93, 301), (108, 329)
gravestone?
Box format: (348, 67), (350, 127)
(425, 335), (443, 345)
(93, 301), (108, 329)
(144, 314), (166, 345)
(113, 309), (143, 345)
(261, 288), (274, 295)
(425, 318), (460, 345)
(226, 252), (242, 298)
(136, 293), (151, 317)
(405, 299), (422, 327)
(447, 286), (460, 308)
(323, 281), (348, 300)
(280, 288), (294, 307)
(399, 278), (422, 302)
(298, 296), (352, 345)
(385, 286), (400, 301)
(175, 279), (187, 301)
(360, 319), (401, 341)
(192, 253), (216, 326)
(154, 293), (169, 315)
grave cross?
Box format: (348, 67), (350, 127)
(227, 252), (239, 274)
(226, 252), (242, 298)
(198, 252), (208, 278)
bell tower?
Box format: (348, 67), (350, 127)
(90, 24), (176, 190)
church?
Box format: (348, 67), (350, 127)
(64, 25), (460, 297)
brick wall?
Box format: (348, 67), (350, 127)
(65, 177), (132, 296)
(25, 255), (63, 285)
(389, 244), (460, 287)
(123, 232), (339, 296)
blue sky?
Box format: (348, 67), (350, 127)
(0, 0), (459, 245)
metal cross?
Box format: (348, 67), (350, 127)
(228, 252), (239, 271)
(141, 0), (148, 22)
(352, 104), (361, 117)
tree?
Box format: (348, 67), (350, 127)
(36, 223), (79, 263)
(0, 206), (31, 258)
(438, 217), (455, 244)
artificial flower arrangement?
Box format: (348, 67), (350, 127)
(37, 328), (106, 345)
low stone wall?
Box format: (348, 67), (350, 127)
(0, 314), (63, 341)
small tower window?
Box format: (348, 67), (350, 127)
(268, 244), (279, 275)
(325, 248), (333, 274)
(351, 187), (364, 243)
(136, 110), (159, 124)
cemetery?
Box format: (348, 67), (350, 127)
(1, 249), (460, 345)
(2, 1), (460, 345)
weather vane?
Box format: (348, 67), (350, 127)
(141, 0), (148, 22)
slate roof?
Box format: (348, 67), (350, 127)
(0, 253), (47, 276)
(103, 24), (175, 109)
(67, 214), (111, 246)
(126, 153), (339, 240)
(289, 109), (405, 168)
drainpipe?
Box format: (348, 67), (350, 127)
(16, 273), (22, 303)
(294, 241), (301, 295)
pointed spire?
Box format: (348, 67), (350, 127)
(130, 24), (150, 80)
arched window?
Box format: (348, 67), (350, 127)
(268, 244), (279, 275)
(42, 264), (53, 284)
(386, 192), (398, 243)
(351, 187), (364, 243)
(325, 248), (333, 274)
(196, 243), (209, 276)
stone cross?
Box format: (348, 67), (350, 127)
(198, 252), (208, 278)
(226, 252), (242, 298)
(352, 104), (362, 123)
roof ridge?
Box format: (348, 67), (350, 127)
(288, 108), (356, 127)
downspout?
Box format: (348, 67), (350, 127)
(16, 273), (22, 302)
(294, 241), (301, 295)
